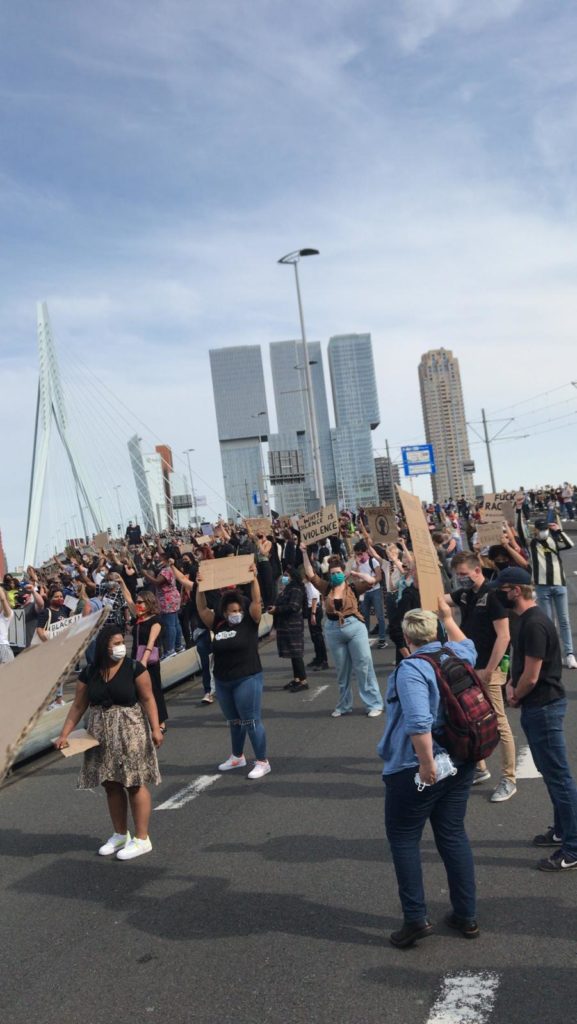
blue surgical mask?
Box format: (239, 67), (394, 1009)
(330, 571), (346, 586)
(280, 575), (290, 585)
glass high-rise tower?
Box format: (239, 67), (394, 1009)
(418, 348), (475, 503)
(328, 333), (380, 508)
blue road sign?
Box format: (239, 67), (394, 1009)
(401, 444), (436, 477)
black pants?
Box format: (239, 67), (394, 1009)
(257, 560), (275, 608)
(307, 608), (328, 665)
(291, 656), (306, 680)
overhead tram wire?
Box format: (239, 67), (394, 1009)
(60, 348), (239, 520)
(483, 381), (577, 418)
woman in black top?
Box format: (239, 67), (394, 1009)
(195, 562), (270, 780)
(54, 624), (163, 861)
(111, 575), (168, 729)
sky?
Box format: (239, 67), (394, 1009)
(2, 0), (577, 568)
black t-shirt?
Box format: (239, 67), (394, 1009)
(79, 658), (145, 708)
(452, 583), (508, 669)
(37, 606), (69, 630)
(511, 606), (564, 707)
(131, 615), (162, 658)
(126, 526), (142, 545)
(212, 614), (261, 682)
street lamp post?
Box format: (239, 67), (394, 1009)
(278, 248), (325, 507)
(183, 449), (198, 527)
(113, 485), (124, 538)
(251, 411), (270, 516)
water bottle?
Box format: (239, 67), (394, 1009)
(499, 654), (510, 674)
(414, 751), (457, 791)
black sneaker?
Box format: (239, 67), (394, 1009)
(307, 659), (319, 668)
(445, 912), (480, 939)
(289, 681), (309, 692)
(538, 849), (577, 872)
(533, 827), (563, 847)
(389, 919), (432, 949)
(283, 680), (296, 690)
(377, 640), (388, 649)
(314, 661), (329, 671)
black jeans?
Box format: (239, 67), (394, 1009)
(307, 608), (328, 664)
(384, 762), (476, 922)
(291, 656), (306, 680)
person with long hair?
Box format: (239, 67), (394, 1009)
(195, 562), (271, 779)
(110, 575), (168, 731)
(301, 545), (383, 717)
(268, 565), (308, 692)
(54, 623), (163, 860)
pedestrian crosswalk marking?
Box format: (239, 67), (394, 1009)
(516, 745), (541, 779)
(426, 972), (500, 1024)
(302, 684), (330, 702)
(155, 774), (221, 810)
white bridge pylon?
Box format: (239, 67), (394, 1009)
(23, 302), (103, 566)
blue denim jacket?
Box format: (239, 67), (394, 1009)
(377, 639), (477, 776)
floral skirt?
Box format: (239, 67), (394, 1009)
(78, 704), (161, 790)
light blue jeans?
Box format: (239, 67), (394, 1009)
(535, 585), (574, 657)
(324, 617), (383, 712)
(361, 587), (386, 641)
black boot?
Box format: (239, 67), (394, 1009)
(389, 919), (432, 948)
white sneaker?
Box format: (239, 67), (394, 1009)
(98, 831), (131, 856)
(564, 654), (577, 669)
(490, 779), (517, 803)
(218, 754), (247, 771)
(116, 836), (152, 860)
(331, 709), (352, 717)
(247, 760), (271, 779)
(367, 708), (384, 717)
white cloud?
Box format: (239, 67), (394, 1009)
(391, 0), (526, 53)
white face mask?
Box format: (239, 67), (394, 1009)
(538, 530), (549, 540)
(110, 644), (126, 661)
(227, 612), (243, 625)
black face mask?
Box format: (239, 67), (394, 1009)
(498, 591), (517, 609)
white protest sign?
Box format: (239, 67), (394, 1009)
(298, 505), (339, 545)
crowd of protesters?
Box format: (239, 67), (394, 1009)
(3, 479), (577, 933)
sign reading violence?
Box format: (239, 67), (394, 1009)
(298, 504), (339, 545)
(396, 487), (444, 612)
(364, 505), (399, 543)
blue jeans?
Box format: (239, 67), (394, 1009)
(535, 585), (573, 656)
(520, 698), (577, 857)
(214, 671), (267, 760)
(361, 587), (386, 641)
(384, 762), (476, 922)
(160, 611), (184, 655)
(324, 617), (383, 712)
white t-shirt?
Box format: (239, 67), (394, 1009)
(304, 581), (321, 609)
(350, 557), (380, 592)
(0, 609), (13, 645)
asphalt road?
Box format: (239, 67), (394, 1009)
(2, 553), (577, 1024)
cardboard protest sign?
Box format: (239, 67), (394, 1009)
(0, 608), (110, 784)
(396, 487), (444, 612)
(200, 523), (214, 537)
(92, 531), (109, 551)
(198, 554), (255, 592)
(364, 505), (399, 543)
(7, 608), (27, 649)
(245, 517), (272, 537)
(53, 728), (100, 758)
(30, 613), (82, 647)
(477, 493), (510, 547)
(298, 505), (339, 545)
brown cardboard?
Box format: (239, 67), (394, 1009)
(364, 505), (399, 543)
(396, 487), (444, 612)
(0, 608), (110, 783)
(53, 728), (100, 758)
(197, 555), (255, 592)
(298, 505), (339, 545)
(245, 517), (272, 537)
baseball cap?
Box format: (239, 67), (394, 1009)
(486, 567), (532, 589)
(534, 518), (549, 530)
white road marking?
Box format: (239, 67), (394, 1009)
(302, 684), (330, 702)
(516, 744), (541, 778)
(426, 973), (500, 1024)
(155, 774), (221, 810)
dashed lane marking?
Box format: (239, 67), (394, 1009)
(155, 774), (221, 810)
(516, 744), (541, 779)
(302, 684), (330, 702)
(425, 973), (500, 1024)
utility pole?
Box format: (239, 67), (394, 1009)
(481, 408), (497, 492)
(385, 439), (398, 513)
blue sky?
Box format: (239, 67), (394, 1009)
(2, 0), (577, 566)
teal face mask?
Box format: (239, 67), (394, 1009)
(330, 571), (345, 586)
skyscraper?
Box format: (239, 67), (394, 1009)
(418, 348), (475, 503)
(268, 340), (337, 514)
(209, 346), (270, 519)
(328, 333), (380, 507)
(374, 457), (400, 505)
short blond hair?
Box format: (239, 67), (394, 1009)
(402, 609), (438, 646)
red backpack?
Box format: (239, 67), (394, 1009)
(411, 646), (499, 763)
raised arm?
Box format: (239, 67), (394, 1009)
(195, 573), (215, 630)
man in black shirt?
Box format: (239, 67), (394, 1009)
(447, 553), (515, 802)
(492, 567), (577, 871)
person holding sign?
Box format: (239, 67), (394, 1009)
(53, 623), (163, 861)
(195, 562), (271, 779)
(301, 546), (383, 718)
